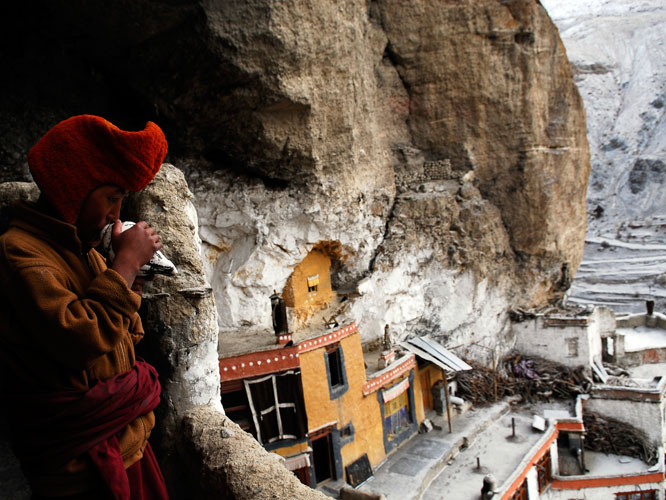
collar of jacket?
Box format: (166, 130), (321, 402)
(10, 201), (89, 255)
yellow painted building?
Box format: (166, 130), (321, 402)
(413, 362), (445, 423)
(219, 242), (434, 488)
(282, 246), (335, 328)
(299, 326), (390, 482)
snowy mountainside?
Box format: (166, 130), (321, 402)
(542, 0), (666, 313)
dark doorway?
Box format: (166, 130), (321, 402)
(311, 431), (334, 484)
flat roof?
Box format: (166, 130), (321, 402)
(218, 295), (354, 357)
(445, 412), (542, 496)
(584, 451), (653, 476)
(413, 403), (654, 499)
(421, 404), (566, 498)
(618, 325), (666, 352)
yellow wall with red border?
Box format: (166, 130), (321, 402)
(299, 331), (386, 469)
(282, 249), (334, 326)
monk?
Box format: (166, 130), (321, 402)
(0, 115), (170, 500)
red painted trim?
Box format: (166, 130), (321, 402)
(557, 421), (584, 432)
(499, 418), (663, 498)
(296, 322), (358, 353)
(551, 472), (664, 489)
(362, 356), (417, 395)
(499, 431), (558, 500)
(219, 346), (300, 381)
(219, 322), (357, 381)
(277, 334), (293, 345)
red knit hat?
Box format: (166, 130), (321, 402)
(28, 115), (168, 224)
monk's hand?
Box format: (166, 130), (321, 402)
(110, 220), (163, 287)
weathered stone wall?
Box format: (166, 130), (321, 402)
(129, 164), (330, 498)
(179, 405), (328, 500)
(0, 1), (590, 363)
(512, 309), (609, 370)
(124, 164), (223, 495)
(584, 396), (665, 452)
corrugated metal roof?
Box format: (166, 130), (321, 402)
(401, 336), (472, 372)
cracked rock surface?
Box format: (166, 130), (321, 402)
(0, 0), (589, 353)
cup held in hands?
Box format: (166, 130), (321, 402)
(99, 221), (178, 277)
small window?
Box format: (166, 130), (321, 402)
(509, 480), (527, 500)
(566, 337), (579, 357)
(328, 347), (343, 387)
(616, 492), (656, 500)
(325, 343), (348, 399)
(307, 274), (319, 293)
(340, 422), (354, 444)
(536, 451), (552, 493)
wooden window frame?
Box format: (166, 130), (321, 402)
(307, 274), (319, 293)
(509, 480), (528, 500)
(536, 450), (552, 493)
(325, 343), (348, 399)
(244, 371), (306, 444)
(616, 491), (657, 500)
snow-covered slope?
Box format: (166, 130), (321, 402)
(542, 0), (666, 312)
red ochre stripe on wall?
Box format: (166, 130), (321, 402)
(551, 473), (665, 490)
(297, 322), (358, 353)
(362, 356), (416, 395)
(219, 322), (358, 381)
(219, 346), (300, 381)
(557, 421), (584, 432)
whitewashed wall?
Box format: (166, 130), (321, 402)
(544, 482), (664, 500)
(588, 307), (614, 361)
(525, 466), (539, 500)
(512, 308), (608, 369)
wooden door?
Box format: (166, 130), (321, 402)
(420, 369), (432, 410)
(311, 431), (334, 484)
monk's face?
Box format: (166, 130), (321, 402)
(75, 185), (127, 245)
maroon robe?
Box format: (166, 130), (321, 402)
(7, 360), (164, 500)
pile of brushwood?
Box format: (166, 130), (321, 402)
(455, 351), (593, 405)
(455, 352), (658, 465)
(584, 412), (657, 464)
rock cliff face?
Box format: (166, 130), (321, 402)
(0, 2), (590, 497)
(542, 0), (666, 229)
(542, 0), (666, 312)
(0, 0), (589, 354)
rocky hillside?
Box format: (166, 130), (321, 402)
(542, 0), (666, 312)
(0, 0), (589, 357)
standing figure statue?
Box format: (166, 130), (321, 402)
(383, 323), (393, 351)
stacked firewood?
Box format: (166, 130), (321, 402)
(455, 352), (658, 466)
(453, 366), (508, 404)
(455, 352), (593, 405)
(583, 412), (657, 464)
